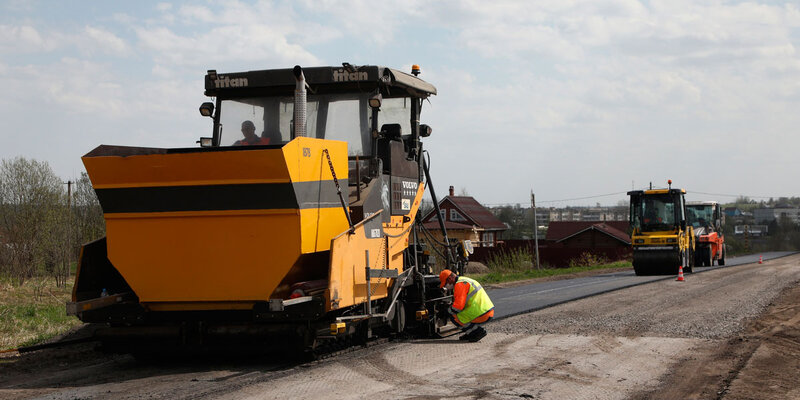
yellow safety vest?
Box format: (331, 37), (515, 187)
(451, 276), (494, 325)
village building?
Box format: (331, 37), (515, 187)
(545, 221), (631, 249)
(421, 186), (507, 247)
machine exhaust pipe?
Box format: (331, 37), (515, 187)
(293, 65), (307, 138)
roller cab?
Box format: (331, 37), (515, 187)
(69, 64), (448, 351)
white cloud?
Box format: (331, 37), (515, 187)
(294, 0), (406, 45)
(0, 24), (131, 57)
(83, 26), (130, 56)
(151, 64), (174, 78)
(135, 24), (318, 68)
(111, 13), (136, 25)
(0, 24), (57, 52)
(178, 4), (214, 23)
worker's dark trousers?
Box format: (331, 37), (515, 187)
(451, 315), (493, 334)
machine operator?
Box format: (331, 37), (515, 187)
(439, 269), (495, 342)
(233, 120), (270, 146)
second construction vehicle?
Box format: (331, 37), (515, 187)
(687, 201), (726, 266)
(628, 181), (695, 275)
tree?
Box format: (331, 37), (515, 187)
(71, 172), (105, 253)
(0, 157), (65, 285)
(40, 195), (71, 287)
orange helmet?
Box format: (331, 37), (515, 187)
(439, 269), (453, 288)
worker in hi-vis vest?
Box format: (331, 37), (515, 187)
(439, 269), (495, 342)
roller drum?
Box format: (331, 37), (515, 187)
(632, 248), (681, 275)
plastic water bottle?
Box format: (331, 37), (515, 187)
(101, 288), (108, 297)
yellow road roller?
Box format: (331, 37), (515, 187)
(628, 180), (695, 275)
(67, 64), (457, 355)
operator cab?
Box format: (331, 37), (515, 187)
(199, 64), (437, 223)
(628, 188), (688, 233)
(687, 201), (722, 231)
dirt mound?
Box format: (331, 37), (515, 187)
(465, 261), (489, 274)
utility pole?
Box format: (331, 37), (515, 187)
(531, 190), (541, 270)
(744, 225), (750, 253)
(63, 180), (74, 287)
(65, 180), (72, 209)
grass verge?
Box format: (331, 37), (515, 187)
(468, 260), (632, 285)
(0, 276), (82, 351)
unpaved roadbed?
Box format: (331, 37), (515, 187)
(495, 257), (793, 339)
(1, 255), (799, 399)
(636, 279), (800, 400)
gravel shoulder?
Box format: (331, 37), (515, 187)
(1, 255), (798, 399)
(633, 279), (800, 400)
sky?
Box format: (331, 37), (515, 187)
(1, 0), (800, 207)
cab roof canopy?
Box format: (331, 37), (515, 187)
(627, 188), (686, 196)
(205, 65), (437, 99)
(687, 201), (718, 206)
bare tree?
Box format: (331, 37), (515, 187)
(41, 195), (71, 287)
(71, 172), (105, 253)
(0, 157), (64, 285)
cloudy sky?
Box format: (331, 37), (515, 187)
(2, 0), (799, 207)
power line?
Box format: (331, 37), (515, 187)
(685, 190), (778, 199)
(482, 189), (796, 207)
(483, 191), (628, 206)
(536, 191), (629, 204)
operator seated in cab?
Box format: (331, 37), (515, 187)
(233, 120), (270, 146)
(439, 269), (495, 342)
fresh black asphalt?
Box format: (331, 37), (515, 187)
(487, 252), (797, 320)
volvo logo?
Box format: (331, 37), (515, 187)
(402, 181), (418, 190)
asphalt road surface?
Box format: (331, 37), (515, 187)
(488, 251), (796, 319)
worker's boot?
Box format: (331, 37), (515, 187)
(459, 325), (478, 341)
(467, 327), (487, 342)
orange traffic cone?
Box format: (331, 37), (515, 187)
(676, 265), (685, 282)
(759, 255), (763, 264)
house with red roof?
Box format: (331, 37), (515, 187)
(421, 186), (507, 247)
(545, 221), (630, 249)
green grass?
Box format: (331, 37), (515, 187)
(467, 260), (632, 285)
(0, 276), (82, 351)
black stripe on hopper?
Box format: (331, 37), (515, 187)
(95, 181), (341, 213)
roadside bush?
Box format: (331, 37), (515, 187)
(568, 252), (610, 268)
(486, 248), (535, 272)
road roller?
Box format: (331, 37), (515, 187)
(628, 180), (695, 275)
(687, 201), (726, 266)
(67, 63), (458, 356)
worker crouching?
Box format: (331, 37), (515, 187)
(439, 269), (495, 342)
